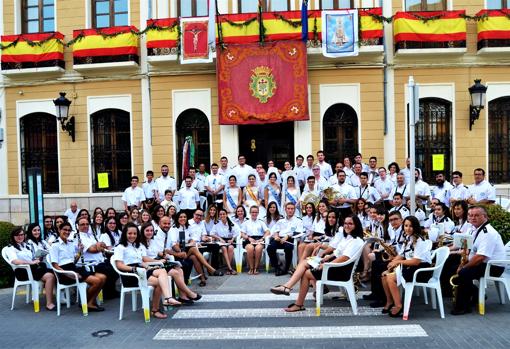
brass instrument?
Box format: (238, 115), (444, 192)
(322, 187), (342, 202)
(301, 192), (320, 212)
(438, 233), (454, 247)
(449, 239), (469, 307)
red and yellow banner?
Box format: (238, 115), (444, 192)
(217, 10), (322, 44)
(1, 32), (64, 63)
(217, 41), (309, 125)
(359, 8), (384, 40)
(146, 18), (179, 49)
(476, 9), (510, 41)
(394, 11), (466, 43)
(72, 26), (139, 57)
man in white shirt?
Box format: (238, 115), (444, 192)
(357, 172), (381, 204)
(327, 162), (344, 186)
(367, 156), (379, 185)
(328, 170), (357, 220)
(391, 173), (410, 205)
(196, 163), (208, 183)
(155, 164), (177, 202)
(178, 176), (200, 219)
(311, 165), (328, 192)
(299, 176), (320, 207)
(354, 153), (369, 172)
(389, 193), (410, 219)
(431, 172), (453, 206)
(302, 155), (315, 182)
(467, 168), (496, 205)
(231, 154), (256, 189)
(180, 167), (205, 194)
(414, 169), (431, 206)
(122, 176), (146, 211)
(449, 171), (469, 205)
(293, 154), (307, 190)
(142, 170), (158, 210)
(205, 163), (225, 209)
(374, 167), (394, 210)
(266, 203), (303, 276)
(400, 158), (412, 184)
(451, 206), (506, 315)
(64, 201), (80, 226)
(316, 150), (333, 179)
(349, 163), (363, 188)
(256, 168), (268, 197)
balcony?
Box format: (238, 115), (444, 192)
(146, 18), (180, 64)
(72, 26), (139, 71)
(394, 11), (467, 56)
(1, 32), (65, 76)
(476, 9), (510, 54)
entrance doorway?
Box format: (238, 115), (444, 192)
(238, 122), (294, 168)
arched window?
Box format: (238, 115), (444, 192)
(415, 98), (452, 183)
(20, 113), (59, 193)
(322, 103), (359, 165)
(91, 109), (131, 192)
(489, 97), (510, 184)
(176, 109), (210, 183)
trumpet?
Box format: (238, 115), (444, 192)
(450, 239), (469, 308)
(437, 233), (454, 247)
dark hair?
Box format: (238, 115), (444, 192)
(175, 211), (190, 229)
(304, 202), (316, 217)
(164, 189), (172, 195)
(403, 216), (425, 240)
(9, 226), (25, 249)
(388, 162), (400, 173)
(26, 223), (42, 244)
(228, 175), (237, 181)
(211, 163), (218, 168)
(452, 200), (468, 224)
(152, 204), (165, 224)
(118, 211), (129, 225)
(139, 222), (155, 248)
(105, 207), (117, 218)
(119, 223), (141, 248)
(324, 210), (339, 237)
(286, 175), (295, 184)
(375, 205), (390, 241)
(234, 205), (246, 220)
(146, 170), (154, 176)
(184, 175), (193, 181)
(388, 210), (402, 219)
(205, 204), (219, 224)
(268, 172), (277, 179)
(166, 205), (178, 221)
(219, 208), (235, 232)
(452, 170), (463, 178)
(91, 212), (104, 236)
(354, 198), (367, 215)
(393, 192), (403, 199)
(344, 215), (364, 239)
(220, 156), (228, 161)
(306, 175), (315, 182)
(59, 222), (72, 234)
(316, 199), (329, 222)
(316, 150), (324, 155)
(306, 155), (314, 160)
(474, 168), (485, 175)
(296, 154), (304, 160)
(266, 201), (282, 225)
(103, 216), (119, 246)
(93, 207), (104, 217)
(360, 172), (368, 179)
(248, 174), (256, 180)
(76, 209), (90, 222)
(369, 156), (377, 161)
(435, 202), (451, 219)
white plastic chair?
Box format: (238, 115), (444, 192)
(2, 247), (42, 312)
(477, 241), (510, 315)
(316, 243), (365, 316)
(400, 246), (450, 320)
(234, 235), (244, 273)
(46, 255), (89, 316)
(110, 257), (155, 322)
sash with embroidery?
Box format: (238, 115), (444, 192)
(226, 189), (237, 209)
(285, 190), (297, 205)
(246, 186), (258, 202)
(267, 185), (281, 202)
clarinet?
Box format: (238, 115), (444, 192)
(75, 230), (85, 265)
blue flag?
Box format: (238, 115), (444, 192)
(301, 0), (309, 42)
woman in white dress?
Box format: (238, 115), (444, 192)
(243, 174), (264, 216)
(281, 176), (301, 217)
(264, 172), (281, 212)
(223, 175), (242, 216)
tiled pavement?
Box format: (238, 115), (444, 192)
(0, 271), (509, 349)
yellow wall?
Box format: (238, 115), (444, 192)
(6, 80), (143, 195)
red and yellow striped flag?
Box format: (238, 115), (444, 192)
(359, 8), (384, 40)
(393, 11), (466, 43)
(1, 32), (64, 63)
(476, 9), (510, 41)
(146, 19), (180, 49)
(72, 26), (139, 58)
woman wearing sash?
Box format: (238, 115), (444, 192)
(139, 222), (201, 305)
(243, 174), (263, 215)
(264, 172), (281, 212)
(381, 216), (432, 317)
(241, 206), (270, 274)
(270, 215), (364, 312)
(281, 176), (301, 218)
(114, 223), (181, 318)
(223, 175), (242, 217)
(211, 209), (241, 275)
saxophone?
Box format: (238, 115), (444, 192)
(449, 239), (469, 307)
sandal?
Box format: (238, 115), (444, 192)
(199, 280), (207, 287)
(389, 306), (403, 318)
(212, 270), (224, 276)
(248, 269), (254, 275)
(163, 297), (182, 307)
(284, 303), (306, 312)
(253, 269), (260, 275)
(151, 309), (168, 319)
(228, 269), (237, 275)
(382, 303), (394, 314)
(270, 285), (292, 296)
(226, 270), (232, 275)
(191, 293), (202, 301)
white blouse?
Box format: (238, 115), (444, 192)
(211, 221), (241, 239)
(5, 243), (34, 263)
(241, 219), (268, 237)
(113, 243), (147, 265)
(49, 238), (78, 266)
(399, 237), (432, 264)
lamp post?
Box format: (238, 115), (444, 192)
(53, 92), (75, 142)
(468, 79), (488, 131)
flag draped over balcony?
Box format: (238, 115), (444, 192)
(182, 136), (195, 179)
(1, 32), (64, 68)
(301, 0), (309, 42)
(217, 41), (309, 125)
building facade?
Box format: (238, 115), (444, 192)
(0, 0), (509, 224)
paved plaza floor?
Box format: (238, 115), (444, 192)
(1, 271), (509, 349)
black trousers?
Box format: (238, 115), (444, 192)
(440, 254), (461, 297)
(206, 193), (223, 211)
(267, 238), (293, 272)
(455, 263), (505, 311)
(200, 244), (220, 269)
(182, 209), (196, 220)
(371, 259), (389, 301)
(93, 262), (119, 299)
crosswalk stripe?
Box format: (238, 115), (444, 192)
(153, 325), (428, 340)
(199, 291), (371, 302)
(172, 306), (384, 319)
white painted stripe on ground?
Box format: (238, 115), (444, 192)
(173, 306), (384, 319)
(153, 325), (428, 340)
(199, 291), (371, 302)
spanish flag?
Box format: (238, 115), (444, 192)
(146, 19), (179, 49)
(476, 9), (510, 41)
(72, 26), (139, 58)
(393, 11), (466, 43)
(1, 32), (64, 64)
(359, 8), (384, 40)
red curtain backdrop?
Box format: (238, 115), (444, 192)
(217, 41), (309, 125)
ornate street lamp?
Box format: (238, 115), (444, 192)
(468, 79), (487, 131)
(53, 92), (75, 142)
